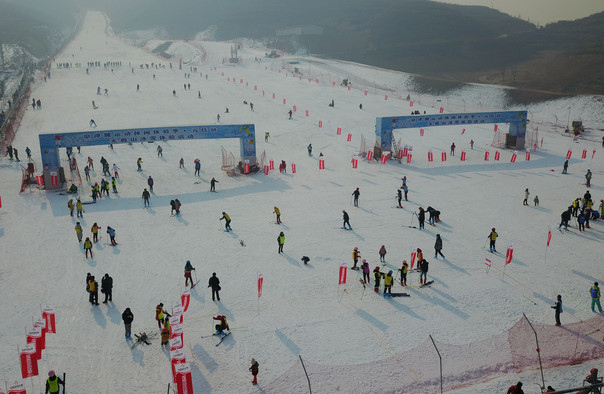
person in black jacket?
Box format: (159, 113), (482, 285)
(101, 273), (113, 303)
(208, 272), (221, 301)
(122, 308), (134, 338)
(342, 210), (352, 230)
(419, 259), (429, 284)
(559, 206), (572, 230)
(352, 188), (360, 207)
(434, 234), (445, 259)
(551, 295), (562, 326)
(418, 207), (425, 230)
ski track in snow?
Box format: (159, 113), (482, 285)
(1, 10), (604, 394)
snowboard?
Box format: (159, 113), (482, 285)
(391, 293), (410, 297)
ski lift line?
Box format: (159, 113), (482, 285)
(342, 288), (423, 382)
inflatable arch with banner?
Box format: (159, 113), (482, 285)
(375, 111), (528, 153)
(38, 123), (256, 190)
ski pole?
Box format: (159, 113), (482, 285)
(194, 269), (198, 286)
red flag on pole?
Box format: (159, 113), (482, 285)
(410, 248), (417, 270)
(410, 101), (413, 107)
(169, 336), (183, 351)
(460, 151), (466, 161)
(494, 151), (500, 161)
(337, 127), (342, 135)
(347, 133), (352, 142)
(439, 107), (444, 113)
(380, 152), (389, 164)
(505, 245), (514, 265)
(484, 150), (490, 161)
(170, 348), (186, 383)
(26, 326), (43, 360)
(181, 286), (191, 313)
(351, 157), (358, 169)
(406, 154), (412, 164)
(244, 160), (250, 174)
(510, 151), (517, 163)
(319, 121), (323, 128)
(269, 159), (274, 170)
(566, 149), (572, 159)
(175, 362), (194, 394)
(291, 163), (296, 173)
(7, 382), (27, 394)
(525, 149), (530, 161)
(19, 343), (38, 378)
(42, 306), (56, 333)
(367, 150), (373, 161)
(494, 124), (498, 131)
(258, 272), (263, 298)
(397, 149), (404, 159)
(441, 152), (447, 162)
(485, 258), (492, 267)
(547, 230), (552, 247)
(420, 128), (424, 136)
(593, 149), (597, 159)
(582, 149), (587, 159)
(263, 165), (269, 175)
(319, 158), (325, 170)
(461, 128), (465, 135)
(339, 262), (347, 285)
(428, 151), (433, 162)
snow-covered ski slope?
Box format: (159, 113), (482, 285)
(1, 10), (603, 393)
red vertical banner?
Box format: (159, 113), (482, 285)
(441, 152), (447, 162)
(397, 149), (404, 159)
(510, 151), (517, 163)
(239, 79), (243, 84)
(494, 124), (498, 131)
(283, 98), (286, 105)
(34, 317), (47, 336)
(428, 151), (433, 162)
(505, 245), (514, 265)
(460, 151), (466, 161)
(50, 171), (58, 187)
(169, 336), (183, 351)
(7, 382), (27, 394)
(338, 262), (347, 285)
(181, 286), (191, 313)
(337, 127), (342, 135)
(263, 165), (269, 175)
(170, 324), (183, 345)
(593, 149), (597, 159)
(269, 159), (274, 170)
(332, 81), (336, 86)
(547, 230), (552, 247)
(262, 90), (265, 96)
(254, 85), (257, 90)
(272, 93), (275, 99)
(494, 151), (500, 161)
(367, 150), (373, 161)
(319, 158), (325, 170)
(439, 107), (444, 113)
(170, 348), (186, 383)
(172, 301), (184, 319)
(410, 101), (413, 107)
(582, 149), (587, 159)
(42, 306), (56, 334)
(291, 163), (296, 173)
(461, 128), (465, 135)
(525, 149), (531, 161)
(403, 146), (408, 157)
(381, 152), (389, 164)
(347, 133), (352, 142)
(420, 128), (424, 136)
(35, 175), (44, 186)
(20, 343), (38, 378)
(566, 149), (572, 159)
(175, 362), (194, 394)
(293, 105), (297, 112)
(244, 160), (250, 174)
(364, 90), (367, 96)
(406, 154), (412, 164)
(306, 110), (309, 117)
(258, 272), (264, 298)
(26, 326), (43, 360)
(410, 248), (417, 270)
(484, 150), (490, 161)
(385, 94), (388, 100)
(318, 121), (323, 128)
(351, 157), (358, 169)
(348, 86), (351, 91)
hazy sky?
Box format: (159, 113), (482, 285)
(434, 0), (604, 25)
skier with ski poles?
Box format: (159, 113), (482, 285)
(213, 314), (229, 336)
(45, 370), (65, 394)
(417, 207), (425, 230)
(352, 247), (361, 269)
(361, 259), (370, 283)
(273, 206), (281, 224)
(488, 228), (498, 252)
(220, 212), (231, 231)
(373, 266), (382, 293)
(342, 210), (352, 230)
(378, 245), (387, 262)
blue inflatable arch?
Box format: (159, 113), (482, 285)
(375, 111), (528, 152)
(39, 123), (256, 189)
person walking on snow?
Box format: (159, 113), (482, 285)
(342, 210), (352, 230)
(208, 273), (221, 301)
(91, 222), (100, 243)
(106, 226), (117, 245)
(591, 282), (603, 313)
(585, 169), (592, 187)
(250, 358), (259, 385)
(400, 260), (409, 286)
(157, 145), (163, 157)
(488, 228), (498, 252)
(155, 303), (169, 329)
(111, 177), (118, 193)
(101, 273), (113, 303)
(194, 160), (201, 176)
(147, 176), (154, 192)
(507, 381), (524, 394)
(435, 234), (445, 259)
(273, 206), (281, 224)
(87, 275), (98, 304)
(352, 247), (361, 269)
(361, 259), (370, 283)
(220, 212), (231, 231)
(277, 231), (285, 254)
(307, 144), (312, 156)
(122, 308), (134, 339)
(210, 177), (218, 191)
(84, 166), (91, 181)
(419, 259), (429, 284)
(523, 188), (529, 205)
(75, 222), (83, 242)
(551, 295), (562, 326)
(137, 157), (143, 171)
(533, 195), (539, 206)
(84, 237), (93, 258)
(403, 184), (408, 201)
(67, 199), (74, 216)
(184, 260), (195, 286)
(373, 266), (382, 293)
(562, 160), (568, 174)
(112, 163), (120, 178)
(45, 370), (65, 394)
(450, 142), (456, 156)
(352, 188), (360, 207)
(142, 188), (150, 207)
(396, 189), (403, 208)
(179, 158), (185, 168)
(417, 207), (425, 230)
(383, 271), (394, 297)
(76, 198), (83, 218)
(379, 245), (387, 262)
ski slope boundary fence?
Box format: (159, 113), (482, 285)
(263, 314), (604, 393)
